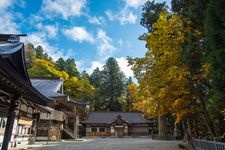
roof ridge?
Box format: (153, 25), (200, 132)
(90, 111), (141, 113)
(30, 76), (63, 80)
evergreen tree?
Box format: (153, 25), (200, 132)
(43, 52), (50, 60)
(90, 67), (105, 110)
(101, 57), (126, 111)
(140, 0), (168, 33)
(205, 0), (225, 136)
(172, 0), (217, 137)
(56, 57), (66, 71)
(65, 58), (79, 77)
(35, 45), (45, 59)
(81, 70), (90, 80)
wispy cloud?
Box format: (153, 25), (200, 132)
(106, 9), (137, 25)
(0, 0), (19, 33)
(105, 0), (147, 25)
(88, 16), (105, 25)
(119, 9), (137, 25)
(117, 38), (132, 49)
(36, 23), (58, 39)
(124, 0), (147, 9)
(105, 10), (114, 21)
(96, 29), (116, 58)
(63, 26), (94, 43)
(42, 0), (86, 19)
(0, 12), (19, 34)
(84, 61), (104, 75)
(45, 25), (58, 38)
(24, 32), (72, 60)
(0, 0), (12, 9)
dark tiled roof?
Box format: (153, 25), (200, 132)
(31, 78), (66, 98)
(83, 112), (151, 124)
(69, 98), (88, 107)
(31, 78), (89, 108)
(0, 42), (48, 106)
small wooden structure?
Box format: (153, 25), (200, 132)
(0, 34), (48, 150)
(31, 77), (88, 141)
(83, 112), (151, 137)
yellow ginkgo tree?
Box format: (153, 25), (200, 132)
(130, 11), (192, 138)
(28, 59), (69, 80)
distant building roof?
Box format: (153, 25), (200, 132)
(31, 78), (88, 108)
(31, 77), (66, 98)
(69, 98), (89, 108)
(83, 112), (151, 124)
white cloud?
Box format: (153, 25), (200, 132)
(96, 29), (116, 58)
(105, 10), (114, 21)
(119, 9), (137, 25)
(116, 57), (134, 77)
(86, 61), (104, 75)
(0, 12), (19, 34)
(0, 0), (19, 34)
(30, 14), (43, 23)
(0, 0), (12, 9)
(42, 0), (86, 19)
(105, 9), (137, 25)
(63, 26), (94, 43)
(105, 0), (148, 25)
(80, 57), (134, 77)
(36, 23), (58, 39)
(124, 0), (147, 9)
(77, 60), (104, 75)
(118, 38), (124, 47)
(23, 33), (72, 60)
(45, 25), (58, 38)
(88, 16), (105, 25)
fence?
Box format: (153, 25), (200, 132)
(193, 138), (225, 150)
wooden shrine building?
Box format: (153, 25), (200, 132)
(0, 34), (49, 150)
(83, 112), (151, 137)
(31, 77), (88, 141)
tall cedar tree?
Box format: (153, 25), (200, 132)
(65, 58), (79, 77)
(140, 0), (167, 33)
(89, 67), (105, 110)
(101, 57), (126, 111)
(56, 57), (66, 71)
(172, 0), (217, 137)
(205, 0), (225, 136)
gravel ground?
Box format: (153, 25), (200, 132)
(12, 138), (194, 150)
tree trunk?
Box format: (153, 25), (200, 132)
(187, 117), (193, 145)
(158, 115), (168, 140)
(199, 97), (216, 137)
(173, 123), (181, 139)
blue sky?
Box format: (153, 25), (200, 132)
(0, 0), (171, 77)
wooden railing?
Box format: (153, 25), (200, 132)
(62, 125), (75, 139)
(193, 138), (225, 150)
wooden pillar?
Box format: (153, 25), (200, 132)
(74, 116), (78, 139)
(1, 96), (18, 150)
(73, 107), (78, 139)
